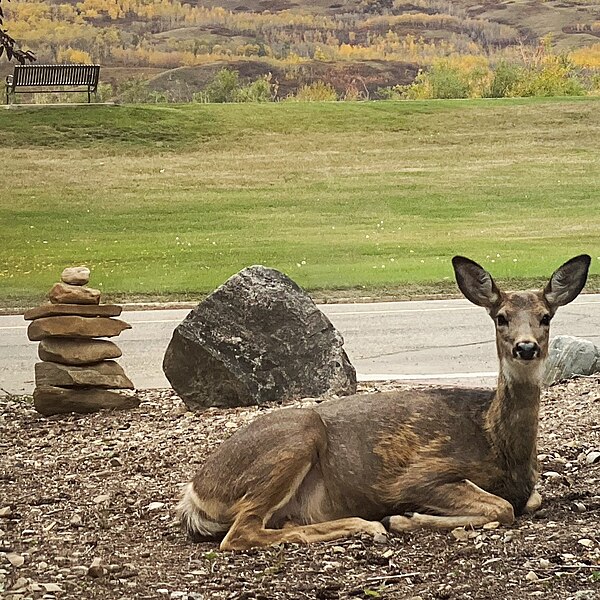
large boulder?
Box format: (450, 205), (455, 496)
(163, 265), (357, 410)
(543, 335), (600, 385)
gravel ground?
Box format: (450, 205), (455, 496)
(1, 378), (599, 600)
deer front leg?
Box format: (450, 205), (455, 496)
(384, 479), (515, 533)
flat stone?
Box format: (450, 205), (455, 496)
(38, 338), (122, 365)
(35, 361), (134, 389)
(60, 266), (91, 286)
(33, 386), (139, 415)
(48, 282), (101, 305)
(24, 303), (122, 320)
(27, 316), (131, 341)
(163, 265), (356, 410)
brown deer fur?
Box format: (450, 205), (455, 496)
(177, 255), (591, 550)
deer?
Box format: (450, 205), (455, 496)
(177, 254), (591, 551)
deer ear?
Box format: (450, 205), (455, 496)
(544, 255), (591, 310)
(452, 256), (501, 309)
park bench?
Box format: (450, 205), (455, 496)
(5, 64), (101, 104)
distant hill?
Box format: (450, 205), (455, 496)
(3, 0), (600, 97)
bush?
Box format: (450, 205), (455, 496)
(291, 81), (338, 101)
(485, 61), (523, 98)
(203, 68), (240, 103)
(235, 74), (276, 102)
(507, 58), (585, 97)
(404, 63), (469, 99)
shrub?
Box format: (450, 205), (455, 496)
(485, 61), (523, 98)
(404, 63), (468, 99)
(507, 57), (585, 97)
(291, 81), (338, 101)
(235, 74), (277, 102)
(203, 68), (240, 103)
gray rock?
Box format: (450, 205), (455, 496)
(543, 335), (600, 386)
(163, 265), (356, 410)
(60, 266), (91, 286)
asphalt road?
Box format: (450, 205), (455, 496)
(2, 295), (600, 395)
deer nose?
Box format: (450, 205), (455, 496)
(513, 342), (540, 360)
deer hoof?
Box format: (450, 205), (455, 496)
(383, 515), (414, 533)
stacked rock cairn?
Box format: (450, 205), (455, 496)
(24, 266), (139, 416)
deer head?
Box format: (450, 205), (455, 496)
(452, 255), (591, 379)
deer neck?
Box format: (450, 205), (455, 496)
(485, 357), (543, 468)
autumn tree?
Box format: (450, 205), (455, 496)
(0, 0), (35, 61)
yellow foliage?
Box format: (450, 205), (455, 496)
(570, 43), (600, 68)
(57, 47), (93, 63)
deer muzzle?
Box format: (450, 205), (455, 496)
(513, 341), (540, 360)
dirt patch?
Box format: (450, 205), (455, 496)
(1, 378), (599, 599)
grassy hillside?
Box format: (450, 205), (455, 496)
(1, 97), (599, 307)
(3, 0), (600, 99)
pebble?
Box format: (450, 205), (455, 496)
(539, 558), (551, 568)
(93, 494), (110, 504)
(542, 471), (561, 479)
(578, 538), (594, 548)
(148, 502), (166, 512)
(525, 570), (539, 581)
(586, 451), (600, 465)
(573, 501), (587, 513)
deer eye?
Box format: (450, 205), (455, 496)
(496, 315), (509, 327)
(540, 314), (551, 326)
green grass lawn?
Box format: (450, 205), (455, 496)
(1, 97), (599, 308)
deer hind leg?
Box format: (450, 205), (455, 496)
(221, 454), (386, 550)
(222, 514), (387, 551)
(385, 479), (515, 533)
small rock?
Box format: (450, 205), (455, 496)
(483, 521), (500, 530)
(5, 552), (25, 567)
(42, 583), (63, 592)
(525, 570), (539, 582)
(573, 501), (587, 513)
(0, 506), (12, 517)
(539, 558), (551, 568)
(93, 494), (110, 504)
(109, 457), (122, 467)
(71, 566), (88, 577)
(11, 577), (28, 590)
(48, 281), (100, 305)
(87, 558), (105, 578)
(382, 549), (394, 559)
(61, 266), (90, 286)
(70, 513), (83, 527)
(542, 471), (561, 479)
(332, 545), (345, 553)
(578, 538), (594, 548)
(586, 451), (600, 465)
(373, 532), (387, 544)
(147, 502), (165, 512)
(451, 527), (470, 541)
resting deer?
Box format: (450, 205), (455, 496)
(178, 255), (590, 550)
